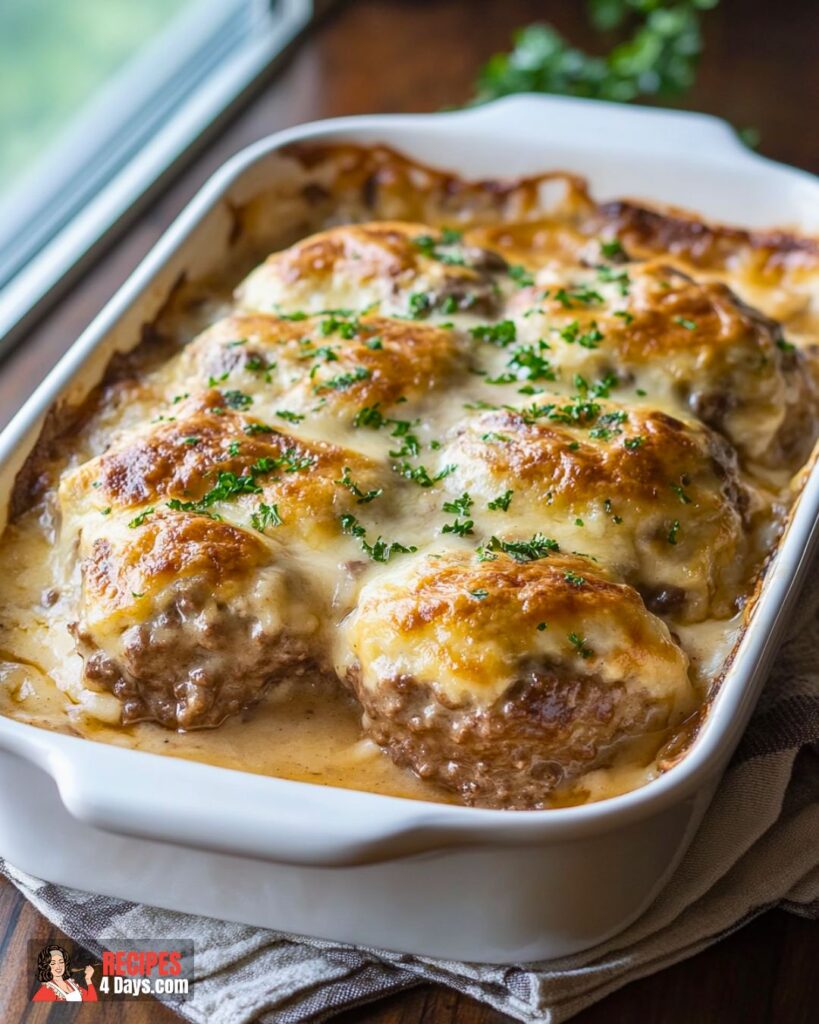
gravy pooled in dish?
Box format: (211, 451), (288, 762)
(1, 145), (817, 809)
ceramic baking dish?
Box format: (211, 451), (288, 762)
(0, 96), (817, 964)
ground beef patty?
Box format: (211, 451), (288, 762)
(71, 510), (323, 729)
(338, 549), (695, 808)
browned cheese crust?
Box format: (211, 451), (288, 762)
(342, 550), (693, 808)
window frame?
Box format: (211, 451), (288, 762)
(0, 0), (328, 357)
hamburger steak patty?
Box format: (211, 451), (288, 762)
(338, 550), (695, 808)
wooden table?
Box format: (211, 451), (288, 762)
(1, 1), (817, 1021)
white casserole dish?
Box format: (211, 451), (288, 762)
(0, 95), (817, 964)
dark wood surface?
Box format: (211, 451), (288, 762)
(1, 1), (817, 1021)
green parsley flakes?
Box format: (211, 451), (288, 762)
(313, 366), (371, 394)
(508, 264), (535, 287)
(568, 632), (594, 658)
(128, 507), (155, 529)
(487, 489), (513, 511)
(478, 534), (560, 563)
(470, 320), (516, 347)
(339, 513), (417, 563)
(336, 467), (383, 504)
(251, 503), (282, 531)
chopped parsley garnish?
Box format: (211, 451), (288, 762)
(463, 399), (499, 411)
(674, 317), (698, 331)
(537, 622), (548, 631)
(589, 410), (627, 440)
(339, 513), (416, 563)
(221, 389), (253, 410)
(336, 466), (383, 504)
(319, 313), (359, 339)
(671, 483), (693, 504)
(245, 355), (276, 379)
(353, 403), (386, 428)
(568, 632), (594, 659)
(596, 264), (630, 295)
(600, 238), (625, 260)
(227, 441), (241, 457)
(488, 341), (555, 384)
(623, 436), (645, 450)
(313, 365), (371, 393)
(276, 410), (305, 424)
(412, 230), (466, 267)
(668, 519), (682, 545)
(165, 449), (312, 517)
(442, 517), (475, 537)
(614, 310), (635, 325)
(100, 507), (111, 516)
(442, 493), (475, 536)
(128, 507), (155, 528)
(365, 336), (383, 350)
(776, 337), (796, 352)
(574, 371), (618, 398)
(389, 434), (422, 458)
(508, 264), (535, 287)
(182, 436), (200, 446)
(557, 320), (605, 349)
(470, 320), (516, 347)
(477, 533), (560, 562)
(408, 292), (433, 319)
(393, 462), (455, 488)
(207, 372), (229, 387)
(563, 571), (586, 587)
(555, 285), (604, 308)
(487, 489), (514, 511)
(169, 471), (262, 512)
(278, 310), (308, 321)
(251, 503), (282, 530)
(442, 492), (473, 516)
(243, 422), (275, 435)
(547, 399), (601, 426)
(309, 345), (339, 364)
(481, 431), (511, 443)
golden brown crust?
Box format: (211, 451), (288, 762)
(60, 394), (385, 546)
(439, 398), (749, 620)
(171, 311), (468, 419)
(236, 221), (508, 319)
(341, 549), (694, 807)
(596, 200), (819, 275)
(83, 510), (270, 617)
(506, 259), (818, 469)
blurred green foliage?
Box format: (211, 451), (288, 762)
(474, 0), (719, 104)
(0, 0), (190, 191)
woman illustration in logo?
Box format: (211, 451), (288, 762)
(31, 944), (97, 1002)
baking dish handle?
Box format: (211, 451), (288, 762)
(453, 93), (757, 163)
(3, 727), (485, 866)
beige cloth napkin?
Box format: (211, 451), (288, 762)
(3, 574), (817, 1023)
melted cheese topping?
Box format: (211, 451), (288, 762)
(1, 145), (817, 808)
